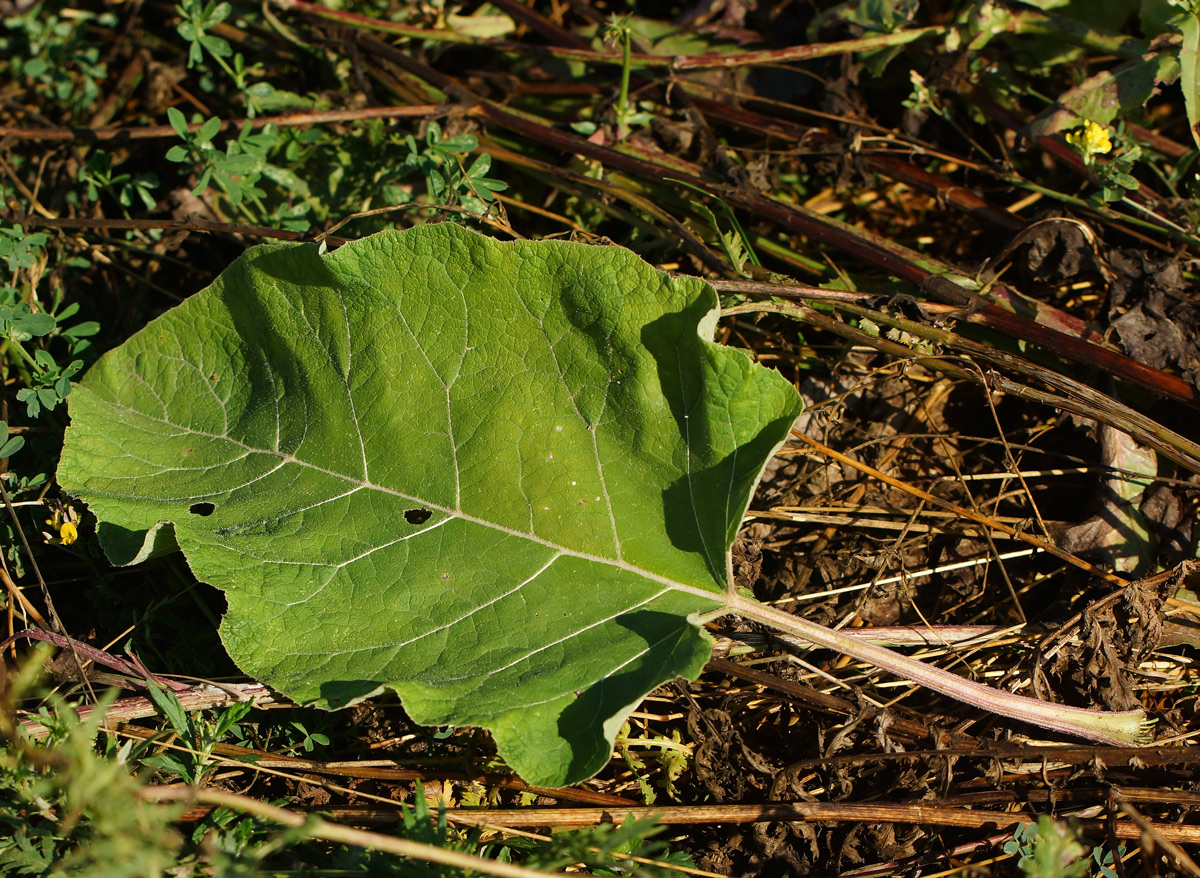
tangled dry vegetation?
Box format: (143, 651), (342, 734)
(2, 0), (1200, 875)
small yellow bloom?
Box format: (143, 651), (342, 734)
(43, 505), (81, 546)
(1065, 121), (1112, 157)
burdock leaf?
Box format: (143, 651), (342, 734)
(58, 224), (801, 786)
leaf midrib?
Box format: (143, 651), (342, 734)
(87, 391), (730, 607)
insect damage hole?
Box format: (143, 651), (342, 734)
(189, 502), (216, 516)
(404, 508), (432, 524)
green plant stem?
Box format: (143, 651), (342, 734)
(667, 178), (762, 267)
(720, 593), (1149, 746)
(998, 173), (1200, 248)
(1117, 193), (1194, 235)
(617, 30), (631, 140)
(207, 50), (238, 84)
(5, 337), (42, 374)
(1004, 4), (1152, 60)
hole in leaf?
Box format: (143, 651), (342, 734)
(189, 502), (216, 516)
(404, 508), (432, 524)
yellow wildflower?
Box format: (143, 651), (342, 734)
(44, 505), (80, 546)
(1065, 121), (1112, 157)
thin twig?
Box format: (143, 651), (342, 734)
(0, 105), (446, 142)
(1116, 796), (1200, 877)
(139, 786), (589, 878)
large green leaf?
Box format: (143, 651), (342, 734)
(58, 224), (801, 786)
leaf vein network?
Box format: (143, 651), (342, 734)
(677, 362), (718, 579)
(370, 551), (564, 658)
(334, 286), (371, 480)
(363, 271), (463, 509)
(88, 399), (723, 604)
(436, 586), (672, 683)
(524, 307), (623, 561)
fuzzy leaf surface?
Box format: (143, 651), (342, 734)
(58, 224), (801, 785)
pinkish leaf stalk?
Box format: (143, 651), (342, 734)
(722, 593), (1150, 746)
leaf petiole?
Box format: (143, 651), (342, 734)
(722, 592), (1150, 746)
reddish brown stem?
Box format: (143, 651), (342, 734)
(352, 34), (1196, 406)
(1, 628), (189, 691)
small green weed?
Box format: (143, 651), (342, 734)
(0, 215), (99, 420)
(0, 7), (114, 120)
(602, 15), (643, 140)
(1003, 816), (1124, 878)
(166, 108), (312, 227)
(227, 708), (333, 756)
(77, 151), (161, 215)
(522, 814), (697, 877)
(0, 650), (184, 877)
(394, 121), (508, 216)
(140, 681), (255, 785)
(615, 721), (691, 805)
(175, 0), (313, 117)
(669, 179), (760, 275)
(180, 804), (311, 876)
(0, 225), (49, 275)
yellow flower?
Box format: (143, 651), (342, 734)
(1065, 121), (1112, 157)
(44, 505), (80, 546)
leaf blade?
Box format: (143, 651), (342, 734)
(59, 225), (801, 785)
